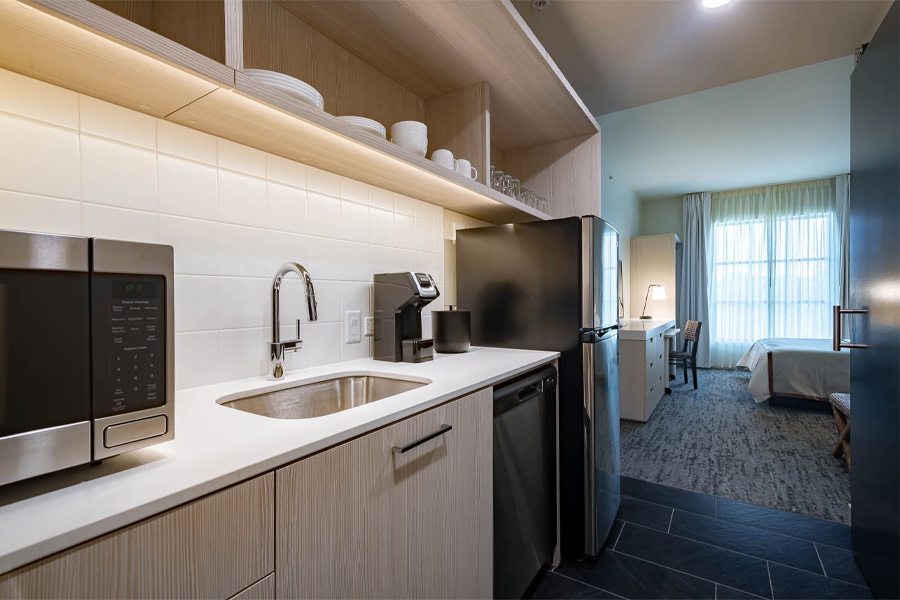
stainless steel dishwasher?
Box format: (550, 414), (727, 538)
(493, 365), (558, 599)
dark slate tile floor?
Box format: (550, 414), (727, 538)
(528, 477), (874, 600)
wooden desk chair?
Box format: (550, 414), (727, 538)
(829, 392), (851, 471)
(669, 320), (702, 390)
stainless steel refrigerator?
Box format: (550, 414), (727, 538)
(457, 216), (620, 560)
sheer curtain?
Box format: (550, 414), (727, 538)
(707, 177), (844, 368)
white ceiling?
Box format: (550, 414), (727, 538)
(512, 0), (891, 116)
(597, 56), (853, 200)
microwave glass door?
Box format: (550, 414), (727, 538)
(0, 269), (92, 437)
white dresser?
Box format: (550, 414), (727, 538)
(619, 318), (676, 422)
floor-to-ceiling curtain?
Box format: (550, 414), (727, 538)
(678, 192), (711, 367)
(707, 177), (844, 368)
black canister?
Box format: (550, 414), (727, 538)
(433, 309), (471, 353)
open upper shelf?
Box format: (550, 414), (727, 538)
(272, 0), (600, 151)
(1, 0), (579, 223)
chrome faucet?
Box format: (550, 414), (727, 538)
(268, 262), (318, 380)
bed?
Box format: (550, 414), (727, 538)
(736, 338), (851, 404)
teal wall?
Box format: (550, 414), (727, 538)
(640, 197), (682, 239)
(601, 165), (641, 317)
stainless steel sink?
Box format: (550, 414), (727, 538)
(220, 375), (428, 419)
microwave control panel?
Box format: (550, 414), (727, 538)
(92, 274), (166, 418)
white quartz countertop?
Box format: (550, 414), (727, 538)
(0, 347), (558, 575)
(619, 318), (677, 340)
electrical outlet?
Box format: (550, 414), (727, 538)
(364, 316), (375, 336)
(345, 310), (361, 343)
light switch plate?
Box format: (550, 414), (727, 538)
(364, 316), (374, 336)
(345, 310), (361, 343)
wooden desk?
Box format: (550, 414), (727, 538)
(618, 319), (676, 422)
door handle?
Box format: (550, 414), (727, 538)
(392, 424), (452, 454)
(832, 305), (869, 351)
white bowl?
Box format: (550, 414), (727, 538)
(391, 131), (428, 157)
(391, 120), (427, 136)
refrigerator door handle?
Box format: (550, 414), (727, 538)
(580, 324), (620, 343)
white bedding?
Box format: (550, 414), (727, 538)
(736, 338), (851, 404)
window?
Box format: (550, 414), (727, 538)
(707, 178), (842, 367)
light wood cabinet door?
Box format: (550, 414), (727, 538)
(275, 389), (493, 600)
(0, 474), (275, 599)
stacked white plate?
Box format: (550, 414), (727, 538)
(337, 116), (386, 138)
(244, 69), (325, 111)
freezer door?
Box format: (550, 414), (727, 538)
(582, 218), (621, 331)
(582, 329), (620, 556)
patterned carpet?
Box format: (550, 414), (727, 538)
(620, 368), (851, 524)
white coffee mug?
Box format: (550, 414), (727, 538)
(431, 149), (455, 171)
(455, 158), (478, 180)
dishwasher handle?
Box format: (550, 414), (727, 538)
(517, 381), (544, 403)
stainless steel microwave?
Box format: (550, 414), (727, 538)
(0, 229), (174, 486)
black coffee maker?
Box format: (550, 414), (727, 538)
(373, 272), (439, 362)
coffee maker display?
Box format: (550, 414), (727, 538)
(374, 272), (439, 363)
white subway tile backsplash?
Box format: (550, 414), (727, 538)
(174, 275), (220, 332)
(80, 96), (156, 149)
(82, 204), (158, 243)
(220, 277), (270, 329)
(341, 200), (369, 243)
(81, 136), (157, 211)
(267, 230), (308, 275)
(369, 187), (393, 211)
(0, 113), (80, 200)
(219, 327), (268, 380)
(218, 223), (268, 277)
(340, 176), (368, 204)
(368, 207), (393, 247)
(431, 222), (444, 253)
(393, 193), (416, 216)
(159, 215), (219, 275)
(218, 138), (266, 177)
(267, 182), (307, 234)
(340, 241), (370, 282)
(415, 251), (434, 274)
(394, 248), (416, 272)
(307, 236), (342, 281)
(267, 153), (307, 188)
(0, 191), (81, 235)
(415, 218), (432, 252)
(157, 155), (217, 220)
(157, 120), (217, 165)
(175, 331), (221, 390)
(369, 245), (393, 277)
(0, 69), (447, 390)
(218, 169), (267, 228)
(0, 69), (79, 129)
(307, 191), (341, 238)
(306, 166), (341, 197)
(306, 322), (342, 367)
(393, 213), (415, 250)
(415, 199), (435, 222)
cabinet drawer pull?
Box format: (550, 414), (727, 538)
(392, 424), (452, 454)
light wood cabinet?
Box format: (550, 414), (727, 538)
(0, 474), (275, 599)
(620, 329), (669, 422)
(275, 389), (493, 600)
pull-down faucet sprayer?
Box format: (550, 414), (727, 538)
(268, 262), (317, 380)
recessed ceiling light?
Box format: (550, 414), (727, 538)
(701, 0), (735, 8)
